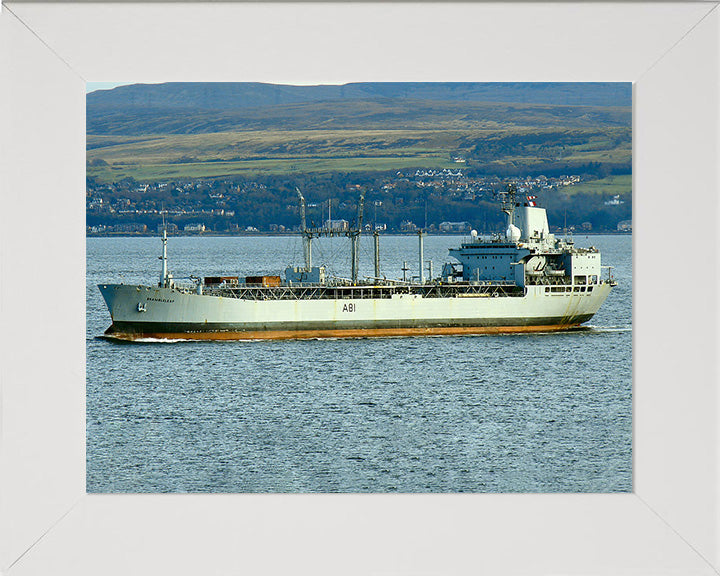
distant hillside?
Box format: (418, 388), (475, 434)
(88, 82), (632, 112)
(87, 98), (631, 136)
(86, 81), (632, 184)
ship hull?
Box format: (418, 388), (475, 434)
(99, 283), (611, 341)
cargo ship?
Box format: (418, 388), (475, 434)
(98, 186), (616, 340)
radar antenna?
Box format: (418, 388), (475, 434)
(499, 183), (517, 215)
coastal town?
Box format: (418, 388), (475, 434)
(87, 170), (631, 236)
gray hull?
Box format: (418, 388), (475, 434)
(98, 283), (612, 340)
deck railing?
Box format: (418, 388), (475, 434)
(197, 282), (525, 301)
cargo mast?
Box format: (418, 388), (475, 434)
(373, 230), (380, 280)
(159, 210), (171, 288)
(159, 229), (168, 287)
(418, 230), (425, 284)
(296, 188), (312, 271)
(350, 191), (365, 284)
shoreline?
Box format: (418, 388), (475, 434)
(86, 230), (633, 239)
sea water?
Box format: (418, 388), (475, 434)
(86, 234), (632, 493)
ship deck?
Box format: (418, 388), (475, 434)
(200, 282), (525, 301)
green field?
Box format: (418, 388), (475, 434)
(559, 174), (632, 196)
(87, 155), (464, 181)
(87, 126), (631, 182)
(87, 92), (632, 183)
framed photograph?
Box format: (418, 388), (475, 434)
(1, 2), (718, 574)
(84, 79), (633, 496)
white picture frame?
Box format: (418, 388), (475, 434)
(1, 2), (718, 574)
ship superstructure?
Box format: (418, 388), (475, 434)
(98, 185), (615, 340)
(446, 186), (606, 291)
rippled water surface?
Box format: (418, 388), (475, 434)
(87, 234), (632, 493)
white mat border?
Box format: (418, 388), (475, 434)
(1, 2), (719, 574)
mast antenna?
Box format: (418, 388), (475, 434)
(295, 188), (307, 233)
(357, 190), (365, 232)
(500, 183), (518, 234)
(500, 183), (517, 213)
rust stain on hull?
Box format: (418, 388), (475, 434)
(104, 323), (582, 342)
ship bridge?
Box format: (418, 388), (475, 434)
(445, 190), (604, 289)
(448, 241), (530, 284)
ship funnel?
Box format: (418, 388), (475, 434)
(514, 205), (550, 241)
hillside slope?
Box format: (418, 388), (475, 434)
(88, 81), (631, 111)
(86, 82), (631, 182)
